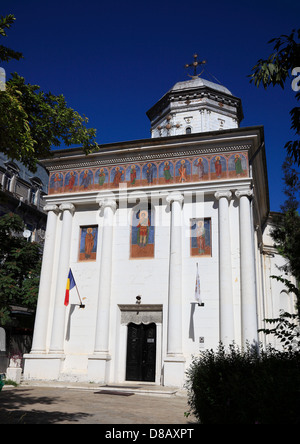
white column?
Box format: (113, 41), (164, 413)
(235, 189), (258, 346)
(215, 191), (235, 347)
(88, 199), (117, 383)
(164, 192), (185, 387)
(94, 199), (117, 353)
(49, 202), (75, 354)
(166, 192), (184, 355)
(31, 205), (59, 353)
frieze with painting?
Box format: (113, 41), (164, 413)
(48, 152), (249, 194)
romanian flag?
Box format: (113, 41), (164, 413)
(65, 268), (76, 306)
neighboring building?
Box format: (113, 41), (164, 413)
(0, 155), (49, 371)
(23, 74), (297, 387)
(0, 154), (48, 242)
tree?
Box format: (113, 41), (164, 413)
(271, 157), (300, 282)
(250, 29), (300, 283)
(0, 213), (42, 326)
(0, 14), (98, 171)
(250, 30), (300, 349)
(0, 14), (23, 62)
(249, 29), (300, 166)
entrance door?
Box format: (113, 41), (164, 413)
(126, 323), (156, 382)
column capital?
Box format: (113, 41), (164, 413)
(43, 204), (59, 214)
(59, 202), (75, 214)
(166, 192), (184, 205)
(235, 189), (254, 199)
(99, 199), (118, 213)
(214, 190), (232, 201)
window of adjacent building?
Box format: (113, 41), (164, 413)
(2, 173), (12, 191)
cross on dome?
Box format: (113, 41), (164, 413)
(185, 54), (206, 78)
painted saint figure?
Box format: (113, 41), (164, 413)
(234, 154), (243, 176)
(163, 161), (172, 183)
(84, 227), (96, 259)
(196, 220), (206, 255)
(81, 170), (91, 189)
(98, 168), (106, 186)
(113, 167), (123, 187)
(178, 159), (187, 182)
(137, 210), (150, 247)
(195, 158), (205, 179)
(214, 156), (222, 178)
(66, 171), (76, 190)
(130, 165), (137, 185)
(54, 173), (63, 191)
(146, 163), (154, 184)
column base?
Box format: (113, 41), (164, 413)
(87, 353), (111, 383)
(163, 355), (186, 388)
(23, 353), (65, 381)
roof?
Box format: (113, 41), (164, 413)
(168, 77), (233, 96)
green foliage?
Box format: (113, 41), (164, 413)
(249, 29), (300, 165)
(271, 158), (300, 283)
(249, 29), (300, 89)
(259, 276), (300, 351)
(0, 14), (23, 63)
(0, 213), (41, 326)
(185, 343), (300, 424)
(0, 73), (99, 171)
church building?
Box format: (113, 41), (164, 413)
(23, 60), (296, 387)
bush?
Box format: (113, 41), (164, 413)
(185, 343), (300, 424)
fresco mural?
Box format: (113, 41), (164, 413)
(78, 226), (98, 261)
(48, 152), (249, 194)
(64, 171), (79, 192)
(95, 167), (109, 189)
(79, 169), (93, 190)
(130, 207), (155, 259)
(190, 218), (212, 257)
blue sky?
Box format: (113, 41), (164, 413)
(1, 0), (299, 211)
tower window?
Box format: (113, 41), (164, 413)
(186, 127), (192, 134)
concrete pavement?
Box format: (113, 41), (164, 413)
(0, 381), (198, 425)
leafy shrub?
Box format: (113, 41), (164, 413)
(185, 343), (300, 424)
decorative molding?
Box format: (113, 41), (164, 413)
(118, 304), (163, 325)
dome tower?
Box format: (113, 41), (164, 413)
(146, 55), (243, 138)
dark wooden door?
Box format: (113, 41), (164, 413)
(126, 323), (156, 382)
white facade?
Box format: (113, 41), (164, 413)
(24, 78), (296, 387)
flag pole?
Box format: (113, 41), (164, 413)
(75, 285), (85, 308)
(194, 262), (204, 307)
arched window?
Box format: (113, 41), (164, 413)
(186, 127), (192, 134)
